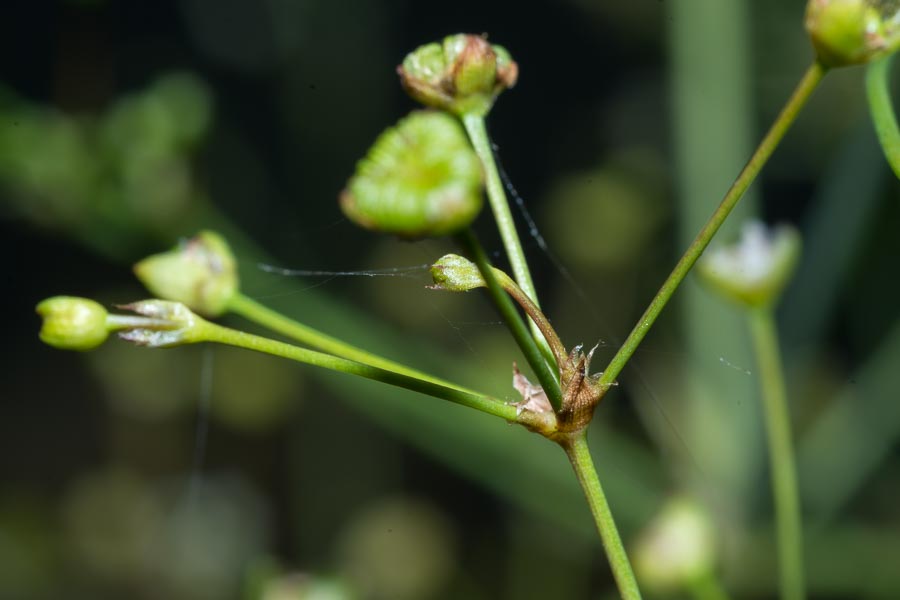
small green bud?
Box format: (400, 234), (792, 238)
(340, 111), (483, 238)
(133, 231), (238, 317)
(429, 253), (486, 291)
(37, 296), (205, 351)
(697, 221), (801, 309)
(806, 0), (900, 67)
(36, 296), (110, 350)
(116, 300), (203, 348)
(633, 497), (716, 592)
(398, 34), (518, 116)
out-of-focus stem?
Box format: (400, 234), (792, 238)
(748, 308), (805, 600)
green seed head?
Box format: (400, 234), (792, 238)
(340, 111), (484, 238)
(429, 254), (486, 291)
(806, 0), (900, 66)
(133, 231), (238, 317)
(697, 221), (801, 309)
(398, 34), (518, 116)
(36, 296), (110, 351)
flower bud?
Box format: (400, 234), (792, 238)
(36, 296), (110, 350)
(697, 221), (801, 309)
(633, 497), (716, 592)
(429, 254), (485, 291)
(37, 296), (206, 351)
(806, 0), (900, 67)
(133, 231), (238, 317)
(340, 111), (483, 238)
(398, 34), (518, 116)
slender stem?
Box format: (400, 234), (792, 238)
(462, 113), (537, 303)
(194, 319), (519, 421)
(106, 315), (179, 330)
(227, 292), (474, 394)
(462, 113), (555, 365)
(598, 61), (827, 389)
(458, 230), (563, 408)
(492, 268), (567, 366)
(562, 433), (642, 600)
(747, 308), (804, 600)
(866, 54), (900, 179)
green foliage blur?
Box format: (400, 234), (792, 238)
(3, 0), (900, 598)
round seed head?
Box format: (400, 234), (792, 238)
(340, 111), (484, 238)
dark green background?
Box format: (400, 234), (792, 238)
(3, 1), (900, 598)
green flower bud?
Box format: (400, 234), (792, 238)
(37, 296), (205, 351)
(806, 0), (900, 67)
(633, 497), (716, 592)
(133, 231), (238, 317)
(429, 253), (486, 291)
(36, 296), (110, 350)
(398, 34), (518, 116)
(697, 221), (801, 309)
(340, 111), (484, 238)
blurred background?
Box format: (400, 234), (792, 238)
(3, 0), (900, 598)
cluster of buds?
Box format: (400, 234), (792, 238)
(339, 34), (520, 240)
(37, 230), (239, 353)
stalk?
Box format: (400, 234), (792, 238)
(866, 54), (900, 179)
(227, 292), (475, 394)
(562, 433), (642, 600)
(196, 319), (519, 421)
(599, 62), (827, 389)
(462, 113), (555, 366)
(458, 230), (563, 408)
(747, 308), (805, 600)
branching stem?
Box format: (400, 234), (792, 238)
(458, 230), (563, 408)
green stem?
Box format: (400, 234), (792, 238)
(462, 113), (555, 365)
(598, 61), (827, 389)
(562, 433), (642, 600)
(462, 113), (537, 302)
(493, 269), (568, 366)
(458, 230), (563, 408)
(227, 292), (473, 394)
(106, 315), (179, 330)
(747, 308), (804, 600)
(866, 54), (900, 179)
(194, 319), (519, 421)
